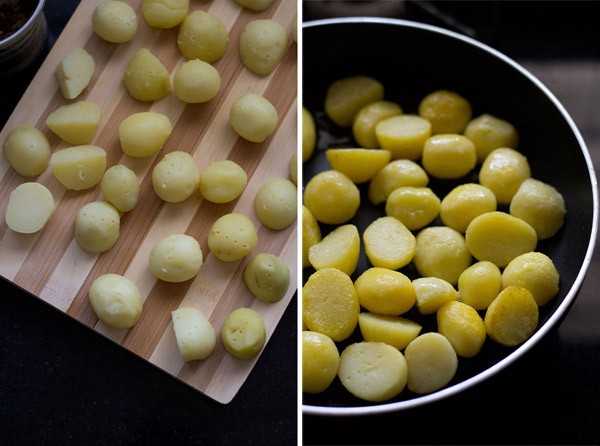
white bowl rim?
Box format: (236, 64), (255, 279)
(302, 16), (599, 417)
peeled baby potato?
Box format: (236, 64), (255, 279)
(142, 0), (189, 29)
(368, 159), (429, 205)
(152, 151), (201, 202)
(303, 170), (360, 225)
(412, 276), (459, 315)
(413, 226), (472, 285)
(123, 48), (171, 102)
(484, 286), (539, 347)
(46, 101), (101, 145)
(405, 332), (458, 394)
(289, 152), (297, 185)
(198, 159), (247, 203)
(56, 47), (95, 100)
(230, 93), (278, 143)
(302, 107), (316, 162)
(421, 134), (476, 179)
(118, 112), (172, 158)
(171, 307), (216, 361)
(464, 113), (519, 162)
(302, 205), (321, 268)
(243, 253), (290, 303)
(208, 213), (257, 261)
(357, 313), (421, 350)
(465, 211), (537, 268)
(385, 186), (441, 231)
(418, 90), (472, 134)
(440, 183), (497, 233)
(325, 75), (384, 127)
(177, 10), (229, 62)
(437, 300), (486, 358)
(234, 0), (275, 11)
(479, 147), (531, 205)
(325, 148), (391, 184)
(89, 274), (142, 329)
(363, 216), (416, 270)
(75, 201), (120, 253)
(457, 260), (502, 310)
(3, 125), (50, 177)
(100, 164), (139, 212)
(338, 342), (407, 402)
(510, 178), (566, 240)
(92, 0), (138, 43)
(239, 19), (288, 76)
(375, 114), (432, 160)
(220, 307), (266, 359)
(51, 145), (107, 191)
(502, 251), (559, 306)
(5, 182), (54, 234)
(308, 224), (360, 276)
(352, 100), (403, 149)
(173, 59), (221, 103)
(302, 268), (359, 342)
(354, 267), (416, 316)
(149, 234), (203, 282)
(302, 331), (340, 394)
(254, 178), (297, 230)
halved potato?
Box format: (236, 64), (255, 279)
(325, 148), (391, 184)
(308, 224), (360, 275)
(46, 101), (101, 145)
(56, 47), (95, 100)
(5, 182), (55, 234)
(50, 145), (107, 190)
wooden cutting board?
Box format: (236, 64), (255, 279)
(0, 0), (297, 404)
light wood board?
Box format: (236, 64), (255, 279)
(0, 0), (298, 404)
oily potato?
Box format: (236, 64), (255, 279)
(3, 125), (50, 177)
(75, 201), (120, 253)
(51, 145), (107, 191)
(412, 276), (459, 315)
(303, 170), (360, 225)
(421, 134), (476, 179)
(457, 260), (502, 310)
(254, 178), (297, 230)
(100, 164), (140, 212)
(302, 106), (316, 162)
(239, 19), (288, 76)
(208, 213), (257, 261)
(177, 10), (229, 62)
(437, 300), (486, 358)
(89, 274), (142, 329)
(302, 205), (321, 268)
(501, 251), (559, 306)
(368, 159), (429, 205)
(149, 234), (203, 282)
(46, 101), (101, 145)
(385, 186), (441, 231)
(5, 182), (54, 234)
(152, 151), (201, 202)
(123, 48), (171, 102)
(229, 93), (279, 143)
(302, 331), (340, 394)
(308, 224), (360, 276)
(352, 100), (403, 149)
(479, 147), (531, 205)
(439, 183), (497, 233)
(363, 216), (416, 270)
(357, 313), (421, 350)
(92, 0), (138, 43)
(325, 148), (391, 184)
(171, 307), (216, 361)
(405, 332), (458, 394)
(243, 253), (290, 303)
(220, 307), (266, 359)
(464, 113), (519, 162)
(418, 89), (472, 134)
(375, 114), (432, 160)
(325, 75), (384, 127)
(354, 267), (415, 316)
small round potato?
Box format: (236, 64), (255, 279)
(502, 251), (559, 306)
(118, 112), (173, 158)
(254, 178), (297, 230)
(464, 113), (519, 162)
(220, 307), (266, 359)
(142, 0), (188, 29)
(89, 274), (142, 329)
(229, 93), (278, 143)
(421, 134), (476, 179)
(354, 267), (416, 316)
(123, 48), (171, 102)
(101, 165), (140, 212)
(418, 90), (472, 134)
(234, 0), (274, 11)
(405, 332), (458, 394)
(303, 170), (360, 225)
(440, 183), (497, 233)
(149, 234), (203, 282)
(171, 307), (216, 361)
(243, 253), (290, 303)
(239, 19), (288, 76)
(3, 125), (50, 177)
(173, 59), (221, 103)
(479, 147), (531, 205)
(198, 160), (247, 203)
(302, 331), (340, 394)
(368, 159), (429, 205)
(352, 100), (403, 149)
(325, 75), (384, 127)
(437, 300), (486, 358)
(375, 114), (432, 160)
(5, 182), (54, 234)
(385, 186), (441, 231)
(208, 213), (257, 261)
(92, 0), (138, 43)
(289, 152), (298, 185)
(75, 201), (120, 253)
(457, 260), (502, 310)
(152, 151), (201, 202)
(177, 10), (229, 62)
(302, 107), (316, 162)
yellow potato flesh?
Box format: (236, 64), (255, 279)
(418, 89), (472, 134)
(412, 276), (458, 315)
(464, 113), (519, 163)
(479, 147), (531, 205)
(302, 107), (316, 162)
(440, 183), (497, 233)
(171, 307), (216, 361)
(375, 114), (431, 160)
(303, 170), (360, 225)
(254, 178), (297, 230)
(75, 201), (120, 253)
(405, 332), (458, 394)
(385, 186), (441, 231)
(457, 260), (502, 310)
(5, 182), (54, 234)
(123, 48), (171, 102)
(368, 159), (429, 205)
(302, 331), (340, 394)
(308, 224), (360, 276)
(89, 274), (142, 329)
(3, 125), (50, 177)
(149, 234), (203, 282)
(353, 100), (403, 149)
(325, 148), (391, 184)
(239, 19), (288, 76)
(142, 0), (189, 29)
(325, 76), (384, 127)
(220, 307), (266, 359)
(437, 301), (486, 358)
(302, 206), (321, 268)
(208, 213), (257, 262)
(354, 267), (415, 316)
(363, 216), (416, 270)
(501, 252), (559, 306)
(101, 164), (139, 212)
(56, 47), (95, 100)
(51, 145), (107, 191)
(421, 134), (476, 179)
(177, 10), (229, 62)
(357, 312), (421, 350)
(46, 101), (101, 145)
(119, 112), (172, 158)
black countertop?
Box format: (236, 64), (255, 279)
(302, 1), (600, 445)
(0, 1), (297, 445)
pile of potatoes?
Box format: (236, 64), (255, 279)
(302, 76), (566, 402)
(3, 0), (296, 363)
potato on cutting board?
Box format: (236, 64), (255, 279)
(55, 47), (95, 100)
(46, 101), (101, 145)
(172, 307), (216, 361)
(5, 182), (55, 234)
(50, 145), (106, 190)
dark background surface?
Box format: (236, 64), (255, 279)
(1, 1), (297, 445)
(302, 1), (600, 445)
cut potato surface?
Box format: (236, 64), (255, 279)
(325, 148), (391, 184)
(437, 300), (486, 358)
(484, 286), (539, 347)
(358, 312), (421, 350)
(325, 75), (384, 127)
(46, 101), (101, 145)
(308, 224), (360, 275)
(51, 145), (107, 191)
(479, 147), (531, 205)
(89, 274), (142, 329)
(405, 332), (458, 394)
(171, 307), (216, 361)
(220, 307), (266, 359)
(413, 276), (458, 315)
(385, 186), (440, 231)
(368, 159), (429, 205)
(302, 268), (359, 342)
(375, 114), (432, 160)
(353, 100), (403, 149)
(302, 331), (340, 394)
(5, 182), (54, 234)
(303, 170), (360, 225)
(302, 206), (321, 268)
(502, 252), (559, 306)
(56, 47), (95, 100)
(363, 216), (416, 270)
(354, 267), (415, 316)
(3, 125), (50, 177)
(465, 211), (537, 268)
(338, 342), (407, 402)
